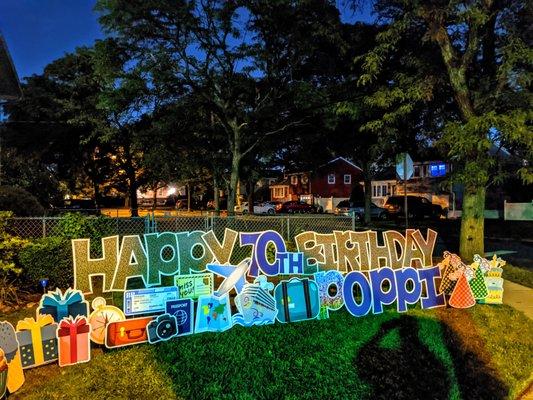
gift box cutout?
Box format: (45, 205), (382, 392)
(16, 315), (58, 369)
(37, 288), (89, 323)
(57, 316), (91, 367)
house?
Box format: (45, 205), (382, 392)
(270, 157), (363, 211)
(0, 33), (22, 101)
(369, 160), (452, 209)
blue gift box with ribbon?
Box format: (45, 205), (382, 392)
(36, 288), (89, 323)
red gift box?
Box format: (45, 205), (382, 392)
(57, 316), (91, 367)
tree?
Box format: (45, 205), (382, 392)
(95, 0), (348, 214)
(4, 48), (113, 207)
(358, 0), (532, 258)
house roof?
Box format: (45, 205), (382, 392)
(321, 157), (362, 171)
(0, 33), (22, 101)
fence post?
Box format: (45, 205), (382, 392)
(42, 217), (46, 238)
(352, 212), (355, 231)
(286, 216), (290, 241)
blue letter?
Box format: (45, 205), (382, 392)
(418, 266), (446, 309)
(343, 271), (372, 317)
(369, 268), (397, 314)
(395, 268), (422, 312)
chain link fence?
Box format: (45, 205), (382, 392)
(7, 214), (356, 241)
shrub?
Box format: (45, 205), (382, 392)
(0, 186), (45, 216)
(0, 211), (29, 304)
(19, 236), (72, 290)
(51, 213), (116, 241)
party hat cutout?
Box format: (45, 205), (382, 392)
(448, 271), (476, 308)
(469, 266), (488, 300)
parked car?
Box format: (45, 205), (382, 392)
(382, 195), (445, 219)
(334, 200), (389, 220)
(276, 201), (317, 214)
(234, 202), (276, 214)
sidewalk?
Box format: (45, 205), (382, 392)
(503, 280), (533, 320)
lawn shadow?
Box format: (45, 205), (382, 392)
(354, 314), (508, 400)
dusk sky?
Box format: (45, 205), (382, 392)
(0, 0), (373, 81)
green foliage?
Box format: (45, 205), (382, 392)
(18, 237), (72, 290)
(0, 211), (29, 304)
(503, 264), (533, 289)
(0, 186), (45, 216)
(51, 213), (116, 241)
(0, 211), (28, 276)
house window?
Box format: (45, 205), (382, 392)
(327, 174), (335, 184)
(373, 185), (377, 197)
(413, 165), (420, 177)
(273, 187), (286, 198)
(344, 174), (351, 184)
(291, 175), (298, 185)
(382, 185), (387, 196)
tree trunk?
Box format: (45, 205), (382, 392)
(459, 185), (486, 260)
(123, 144), (138, 217)
(187, 184), (191, 212)
(128, 180), (138, 217)
(224, 121), (242, 215)
(213, 173), (220, 215)
(152, 184), (158, 211)
(247, 179), (254, 214)
(363, 172), (372, 224)
(227, 141), (241, 216)
(93, 180), (101, 209)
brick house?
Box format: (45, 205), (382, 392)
(270, 157), (363, 211)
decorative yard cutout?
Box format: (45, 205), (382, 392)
(174, 273), (214, 300)
(448, 270), (476, 309)
(37, 288), (89, 323)
(165, 299), (194, 336)
(105, 316), (154, 348)
(0, 321), (24, 393)
(0, 349), (7, 398)
(57, 316), (91, 367)
(315, 270), (344, 319)
(123, 286), (178, 316)
(72, 229), (438, 293)
(195, 294), (232, 333)
(147, 314), (179, 344)
(87, 297), (125, 344)
(233, 276), (277, 326)
(207, 258), (251, 296)
(16, 315), (58, 369)
(274, 277), (320, 323)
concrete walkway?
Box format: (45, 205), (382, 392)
(503, 280), (533, 320)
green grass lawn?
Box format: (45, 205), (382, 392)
(5, 304), (532, 400)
